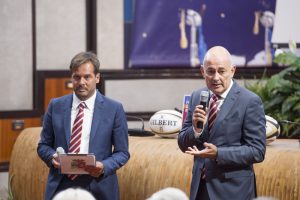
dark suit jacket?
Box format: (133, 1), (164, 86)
(178, 81), (266, 200)
(37, 90), (130, 200)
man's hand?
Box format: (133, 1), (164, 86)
(85, 161), (104, 178)
(52, 153), (61, 169)
(192, 105), (207, 132)
(185, 142), (218, 159)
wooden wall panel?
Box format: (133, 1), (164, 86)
(0, 118), (41, 163)
(44, 78), (73, 111)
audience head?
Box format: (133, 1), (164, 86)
(52, 188), (96, 200)
(146, 187), (189, 200)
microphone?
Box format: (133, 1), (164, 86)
(56, 147), (65, 155)
(197, 91), (209, 129)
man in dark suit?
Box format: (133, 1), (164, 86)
(178, 46), (266, 200)
(37, 52), (130, 200)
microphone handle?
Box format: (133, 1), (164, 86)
(196, 101), (207, 129)
(196, 121), (203, 129)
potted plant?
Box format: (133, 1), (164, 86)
(246, 42), (300, 137)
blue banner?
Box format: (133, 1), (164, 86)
(130, 0), (276, 68)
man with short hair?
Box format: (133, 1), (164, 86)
(178, 46), (266, 200)
(38, 52), (130, 200)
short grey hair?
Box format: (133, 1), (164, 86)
(202, 46), (234, 67)
(52, 188), (96, 200)
(147, 187), (189, 200)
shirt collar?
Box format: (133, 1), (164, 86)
(72, 90), (97, 110)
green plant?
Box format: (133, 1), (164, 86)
(246, 49), (300, 137)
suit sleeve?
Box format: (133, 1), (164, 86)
(37, 100), (56, 168)
(178, 91), (207, 152)
(217, 95), (266, 166)
(101, 104), (130, 178)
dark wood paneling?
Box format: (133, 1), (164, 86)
(38, 68), (284, 119)
(0, 162), (9, 172)
(0, 110), (42, 119)
(0, 67), (287, 171)
(0, 118), (41, 164)
(1, 68), (286, 118)
(35, 71), (71, 110)
(100, 67), (284, 79)
(44, 78), (73, 111)
(86, 0), (97, 53)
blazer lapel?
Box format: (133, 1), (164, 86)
(209, 82), (240, 140)
(89, 91), (105, 143)
(63, 95), (73, 147)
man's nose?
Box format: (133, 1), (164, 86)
(212, 72), (220, 80)
(79, 77), (86, 84)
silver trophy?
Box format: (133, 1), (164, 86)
(186, 9), (201, 67)
(260, 11), (275, 65)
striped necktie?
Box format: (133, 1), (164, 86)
(201, 94), (219, 179)
(68, 102), (85, 180)
(208, 94), (218, 133)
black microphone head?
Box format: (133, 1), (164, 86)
(200, 91), (209, 104)
(197, 91), (209, 129)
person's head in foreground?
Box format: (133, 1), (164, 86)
(52, 188), (96, 200)
(147, 187), (189, 200)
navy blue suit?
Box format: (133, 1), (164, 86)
(178, 81), (266, 200)
(37, 91), (130, 200)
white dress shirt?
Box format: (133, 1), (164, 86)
(71, 91), (96, 153)
(194, 80), (234, 138)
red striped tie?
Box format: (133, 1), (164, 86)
(208, 94), (218, 133)
(68, 102), (85, 180)
(201, 94), (218, 180)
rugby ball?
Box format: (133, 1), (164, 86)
(149, 110), (182, 138)
(265, 115), (280, 144)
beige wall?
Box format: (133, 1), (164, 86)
(105, 79), (255, 113)
(98, 1), (124, 69)
(0, 0), (123, 110)
(36, 0), (86, 70)
(0, 0), (33, 110)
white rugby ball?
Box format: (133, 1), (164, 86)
(149, 110), (182, 138)
(265, 115), (280, 144)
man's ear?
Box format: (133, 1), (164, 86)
(231, 65), (236, 76)
(200, 66), (205, 77)
(96, 73), (100, 84)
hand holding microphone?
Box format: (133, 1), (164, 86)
(52, 147), (65, 169)
(194, 91), (209, 130)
